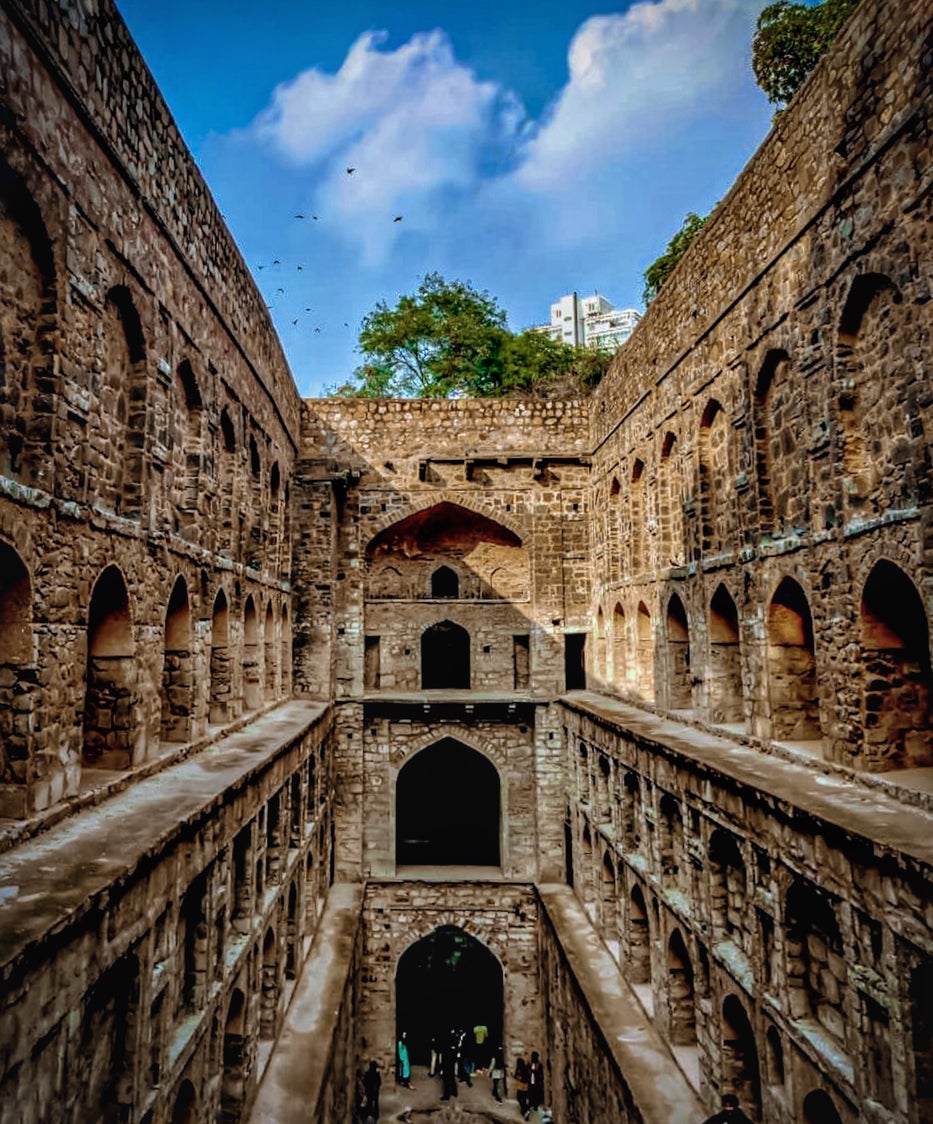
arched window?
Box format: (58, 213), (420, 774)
(171, 1080), (197, 1124)
(594, 607), (607, 683)
(210, 590), (231, 724)
(430, 565), (459, 598)
(219, 408), (237, 554)
(84, 565), (137, 768)
(600, 852), (618, 956)
(860, 560), (933, 768)
(396, 739), (500, 866)
(766, 1025), (785, 1086)
(658, 793), (684, 886)
(785, 880), (845, 1049)
(630, 458), (645, 572)
(754, 349), (804, 533)
(161, 576), (193, 743)
(280, 603), (290, 695)
(699, 400), (726, 557)
(709, 584), (743, 725)
(666, 594), (691, 709)
(767, 578), (821, 743)
(421, 620), (470, 689)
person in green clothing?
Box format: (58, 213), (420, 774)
(472, 1023), (488, 1071)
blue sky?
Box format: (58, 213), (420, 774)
(116, 0), (774, 397)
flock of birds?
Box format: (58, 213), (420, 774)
(253, 166), (403, 338)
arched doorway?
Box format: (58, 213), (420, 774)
(802, 1089), (843, 1124)
(421, 620), (470, 688)
(161, 576), (192, 742)
(84, 564), (137, 768)
(396, 739), (500, 866)
(767, 577), (820, 742)
(396, 926), (503, 1066)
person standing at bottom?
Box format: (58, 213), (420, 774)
(397, 1030), (412, 1088)
(362, 1060), (381, 1121)
(489, 1045), (506, 1103)
(440, 1039), (459, 1101)
(513, 1053), (530, 1119)
(527, 1051), (545, 1117)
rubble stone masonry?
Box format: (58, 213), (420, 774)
(0, 0), (930, 1122)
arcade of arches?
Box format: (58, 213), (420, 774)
(0, 2), (931, 1124)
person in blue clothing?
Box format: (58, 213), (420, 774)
(396, 1030), (412, 1088)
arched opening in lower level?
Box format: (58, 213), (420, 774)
(395, 926), (503, 1067)
(396, 739), (500, 867)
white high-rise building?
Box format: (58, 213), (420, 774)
(532, 292), (641, 353)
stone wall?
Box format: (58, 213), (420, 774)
(562, 696), (932, 1124)
(0, 703), (335, 1124)
(585, 0), (932, 776)
(0, 0), (299, 816)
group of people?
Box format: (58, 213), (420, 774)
(351, 1029), (548, 1121)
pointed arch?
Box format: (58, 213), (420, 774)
(667, 929), (696, 1045)
(659, 431), (684, 565)
(666, 594), (691, 709)
(709, 583), (743, 724)
(612, 602), (627, 690)
(161, 576), (193, 742)
(100, 286), (147, 518)
(0, 541), (34, 799)
(243, 594), (261, 710)
(767, 577), (821, 742)
(280, 602), (291, 695)
(210, 589), (231, 724)
(860, 560), (933, 768)
(636, 601), (654, 701)
(0, 159), (57, 484)
(84, 565), (139, 768)
(174, 360), (202, 530)
(630, 457), (646, 572)
(421, 620), (470, 689)
(221, 987), (249, 1123)
(430, 565), (459, 598)
(754, 349), (804, 533)
(699, 399), (725, 556)
(264, 601), (276, 699)
(627, 883), (651, 985)
(722, 994), (761, 1118)
(396, 738), (500, 867)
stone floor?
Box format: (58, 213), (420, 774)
(378, 1067), (549, 1123)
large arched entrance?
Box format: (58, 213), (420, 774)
(396, 926), (504, 1066)
(396, 739), (500, 866)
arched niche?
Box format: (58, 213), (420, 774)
(84, 565), (138, 768)
(421, 620), (470, 689)
(243, 595), (261, 710)
(636, 601), (654, 702)
(767, 577), (821, 743)
(396, 738), (500, 867)
(161, 576), (193, 743)
(667, 929), (696, 1045)
(860, 560), (933, 768)
(0, 159), (56, 484)
(709, 583), (743, 725)
(280, 603), (290, 694)
(837, 273), (906, 517)
(722, 994), (761, 1119)
(802, 1089), (843, 1124)
(171, 1079), (197, 1124)
(210, 589), (231, 724)
(666, 594), (691, 709)
(430, 565), (459, 598)
(612, 603), (627, 690)
(365, 501), (526, 602)
(627, 884), (651, 985)
(101, 286), (147, 518)
(264, 601), (276, 698)
(396, 926), (503, 1065)
(754, 349), (806, 534)
(174, 360), (202, 530)
(699, 399), (726, 556)
(0, 542), (34, 794)
(221, 987), (248, 1123)
(260, 927), (279, 1039)
(659, 431), (684, 565)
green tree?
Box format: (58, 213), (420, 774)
(752, 0), (860, 107)
(642, 211), (710, 305)
(332, 273), (612, 399)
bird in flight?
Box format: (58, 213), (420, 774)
(312, 215), (319, 221)
(393, 215), (403, 222)
(257, 264), (265, 271)
(292, 318), (299, 325)
(305, 307), (312, 312)
(314, 327), (321, 333)
(295, 213), (305, 219)
(297, 265), (303, 271)
(346, 167), (356, 175)
(273, 258), (281, 265)
(277, 287), (286, 294)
